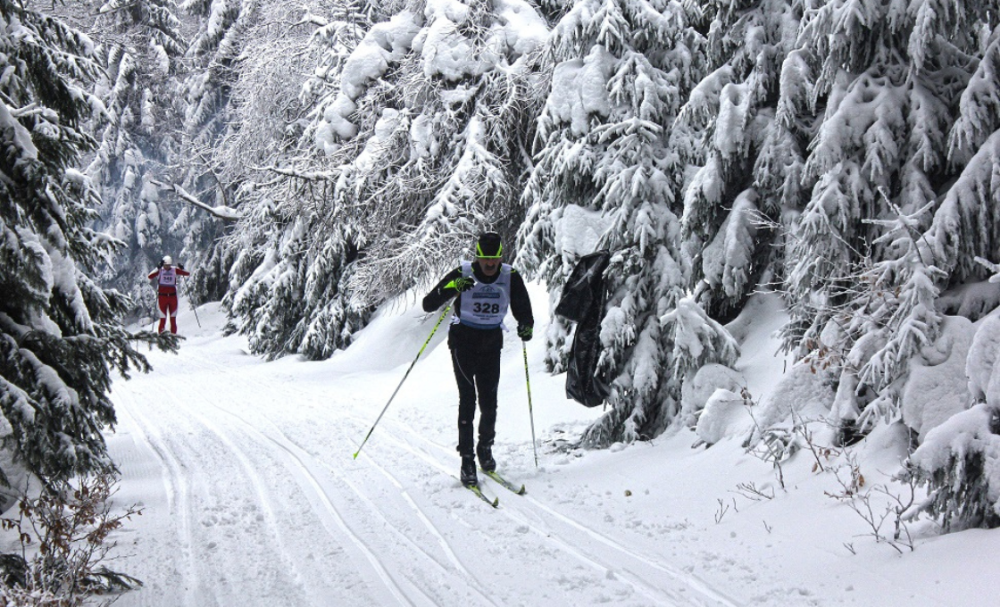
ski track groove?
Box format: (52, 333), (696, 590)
(323, 454), (502, 607)
(170, 346), (739, 607)
(179, 353), (501, 606)
(390, 425), (743, 607)
(520, 495), (742, 607)
(201, 397), (500, 607)
(166, 356), (422, 607)
(385, 429), (690, 604)
(111, 383), (211, 607)
(173, 387), (337, 605)
(259, 440), (425, 607)
(174, 352), (484, 607)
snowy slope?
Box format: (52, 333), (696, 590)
(107, 287), (1000, 606)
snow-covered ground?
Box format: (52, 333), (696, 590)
(107, 286), (1000, 606)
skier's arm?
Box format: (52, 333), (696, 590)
(509, 270), (534, 327)
(422, 268), (464, 312)
(147, 269), (160, 280)
(175, 267), (191, 277)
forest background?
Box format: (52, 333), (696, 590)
(5, 0), (1000, 586)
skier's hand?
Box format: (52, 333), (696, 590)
(158, 261), (163, 269)
(178, 263), (185, 270)
(517, 323), (533, 341)
(445, 277), (475, 293)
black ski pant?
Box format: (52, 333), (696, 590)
(451, 345), (501, 457)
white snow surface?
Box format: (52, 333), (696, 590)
(108, 288), (1000, 606)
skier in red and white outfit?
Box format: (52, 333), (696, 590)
(147, 255), (190, 334)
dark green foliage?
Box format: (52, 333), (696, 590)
(905, 404), (1000, 531)
(917, 451), (1000, 530)
(0, 0), (170, 483)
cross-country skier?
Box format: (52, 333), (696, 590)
(147, 255), (190, 334)
(422, 232), (534, 487)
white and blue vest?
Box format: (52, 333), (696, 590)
(157, 267), (179, 287)
(454, 261), (512, 329)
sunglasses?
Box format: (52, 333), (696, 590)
(476, 243), (502, 258)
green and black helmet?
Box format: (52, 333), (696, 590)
(476, 232), (502, 259)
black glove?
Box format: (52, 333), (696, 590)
(445, 277), (475, 293)
(178, 263), (185, 270)
(517, 323), (533, 341)
(158, 261), (163, 268)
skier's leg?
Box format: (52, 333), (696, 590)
(166, 295), (179, 334)
(475, 346), (502, 450)
(157, 295), (168, 334)
(451, 348), (477, 457)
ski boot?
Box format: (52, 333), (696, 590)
(460, 455), (478, 487)
(476, 442), (496, 472)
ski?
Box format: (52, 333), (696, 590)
(466, 483), (499, 508)
(482, 470), (526, 495)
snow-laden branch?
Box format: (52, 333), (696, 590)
(149, 179), (241, 221)
(259, 166), (340, 181)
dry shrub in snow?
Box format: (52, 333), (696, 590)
(0, 473), (142, 606)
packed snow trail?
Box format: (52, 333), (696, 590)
(106, 299), (984, 607)
(105, 303), (743, 607)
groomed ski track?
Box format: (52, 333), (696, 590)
(107, 304), (741, 607)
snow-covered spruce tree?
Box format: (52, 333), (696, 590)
(679, 0), (802, 325)
(169, 0), (260, 306)
(86, 0), (189, 319)
(219, 0), (375, 359)
(900, 260), (1000, 530)
(518, 0), (719, 445)
(829, 205), (946, 435)
(332, 0), (550, 302)
(659, 296), (739, 429)
(0, 0), (161, 483)
(181, 0), (248, 143)
(219, 1), (380, 359)
(775, 0), (987, 439)
(788, 5), (1000, 529)
(227, 0), (550, 360)
(902, 403), (1000, 530)
(920, 23), (1000, 292)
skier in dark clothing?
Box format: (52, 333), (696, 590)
(422, 232), (534, 487)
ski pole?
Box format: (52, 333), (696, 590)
(353, 304), (452, 459)
(185, 279), (201, 328)
(149, 288), (158, 350)
(523, 340), (538, 468)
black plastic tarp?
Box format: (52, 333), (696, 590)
(554, 251), (611, 407)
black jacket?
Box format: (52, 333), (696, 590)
(423, 262), (534, 351)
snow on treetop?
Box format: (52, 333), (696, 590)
(0, 103), (38, 161)
(420, 14), (481, 81)
(342, 11), (420, 100)
(548, 46), (616, 136)
(494, 0), (548, 56)
(316, 11), (420, 153)
(423, 0), (471, 25)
